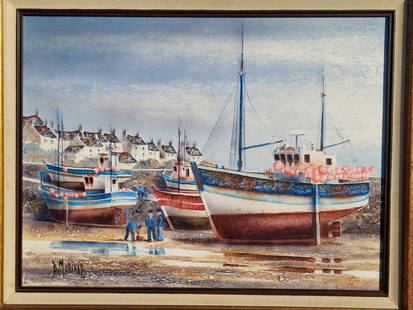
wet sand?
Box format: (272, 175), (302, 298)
(21, 218), (380, 290)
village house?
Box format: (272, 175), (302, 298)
(185, 145), (203, 163)
(33, 124), (57, 151)
(63, 133), (105, 163)
(63, 144), (85, 163)
(112, 151), (137, 169)
(83, 130), (107, 144)
(147, 140), (160, 161)
(59, 129), (83, 150)
(22, 114), (58, 151)
(122, 131), (150, 162)
(80, 137), (105, 160)
(103, 131), (123, 152)
(22, 113), (43, 128)
(159, 142), (177, 162)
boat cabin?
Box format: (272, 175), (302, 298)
(171, 162), (193, 180)
(273, 145), (337, 168)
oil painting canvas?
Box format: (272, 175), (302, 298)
(20, 14), (390, 292)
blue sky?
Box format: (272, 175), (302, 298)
(23, 16), (387, 172)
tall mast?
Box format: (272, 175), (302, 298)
(177, 119), (182, 192)
(183, 129), (187, 163)
(57, 108), (60, 190)
(319, 72), (326, 151)
(237, 24), (246, 171)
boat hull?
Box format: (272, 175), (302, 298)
(152, 187), (210, 230)
(192, 164), (370, 244)
(39, 185), (137, 225)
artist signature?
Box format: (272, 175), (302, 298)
(52, 259), (86, 278)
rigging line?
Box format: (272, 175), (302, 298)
(201, 85), (237, 154)
(244, 87), (276, 139)
(326, 113), (345, 140)
(348, 141), (358, 165)
(325, 113), (358, 164)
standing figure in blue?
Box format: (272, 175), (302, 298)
(155, 210), (165, 241)
(137, 183), (144, 199)
(145, 210), (156, 242)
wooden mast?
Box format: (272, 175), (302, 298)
(237, 24), (246, 171)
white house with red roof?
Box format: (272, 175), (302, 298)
(22, 113), (57, 151)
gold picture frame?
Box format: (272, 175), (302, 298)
(1, 0), (411, 308)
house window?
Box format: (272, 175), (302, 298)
(173, 166), (177, 172)
(112, 179), (117, 184)
(186, 169), (190, 177)
(304, 154), (310, 163)
(274, 154), (280, 161)
(294, 154), (299, 163)
(280, 154), (286, 164)
(326, 158), (332, 165)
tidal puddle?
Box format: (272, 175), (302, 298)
(49, 241), (166, 256)
(162, 260), (222, 268)
(23, 240), (218, 258)
(224, 251), (317, 263)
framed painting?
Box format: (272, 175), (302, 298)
(2, 0), (412, 308)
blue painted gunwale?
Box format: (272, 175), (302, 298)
(46, 163), (132, 176)
(39, 186), (136, 207)
(162, 173), (196, 185)
(193, 165), (370, 199)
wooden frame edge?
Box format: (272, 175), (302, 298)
(403, 0), (413, 309)
(1, 0), (411, 309)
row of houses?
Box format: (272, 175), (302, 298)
(22, 113), (204, 166)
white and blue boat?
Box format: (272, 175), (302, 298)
(39, 171), (137, 225)
(45, 154), (131, 192)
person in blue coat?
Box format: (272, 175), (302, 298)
(124, 221), (139, 241)
(155, 211), (165, 241)
(145, 210), (156, 242)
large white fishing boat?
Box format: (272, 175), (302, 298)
(191, 26), (371, 244)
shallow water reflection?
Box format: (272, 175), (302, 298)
(49, 240), (166, 256)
